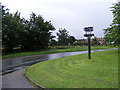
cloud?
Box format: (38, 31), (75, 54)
(2, 0), (117, 39)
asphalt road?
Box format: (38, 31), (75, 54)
(3, 48), (117, 74)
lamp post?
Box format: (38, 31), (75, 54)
(84, 27), (94, 59)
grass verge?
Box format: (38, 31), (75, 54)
(3, 46), (114, 59)
(26, 49), (118, 88)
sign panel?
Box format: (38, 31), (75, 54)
(84, 27), (93, 32)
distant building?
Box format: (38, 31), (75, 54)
(96, 38), (106, 45)
(76, 37), (106, 45)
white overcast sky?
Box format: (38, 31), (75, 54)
(1, 0), (118, 39)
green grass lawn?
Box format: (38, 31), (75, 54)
(3, 46), (114, 59)
(26, 49), (118, 88)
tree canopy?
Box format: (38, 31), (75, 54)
(103, 2), (120, 45)
(57, 28), (76, 45)
(2, 6), (55, 54)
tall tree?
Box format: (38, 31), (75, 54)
(57, 28), (69, 45)
(49, 35), (57, 46)
(103, 2), (120, 45)
(21, 13), (55, 51)
(2, 6), (55, 53)
(2, 6), (25, 52)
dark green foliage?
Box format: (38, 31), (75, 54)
(103, 2), (120, 45)
(57, 28), (69, 45)
(20, 13), (55, 51)
(2, 10), (25, 52)
(2, 6), (55, 54)
(68, 36), (76, 45)
(57, 28), (76, 45)
(49, 35), (57, 46)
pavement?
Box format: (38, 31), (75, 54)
(2, 69), (35, 88)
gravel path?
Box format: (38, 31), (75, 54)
(2, 69), (35, 88)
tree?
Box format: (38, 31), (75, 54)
(2, 5), (55, 53)
(2, 6), (25, 53)
(21, 13), (55, 51)
(103, 2), (120, 45)
(57, 28), (69, 45)
(68, 36), (76, 45)
(49, 35), (57, 46)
